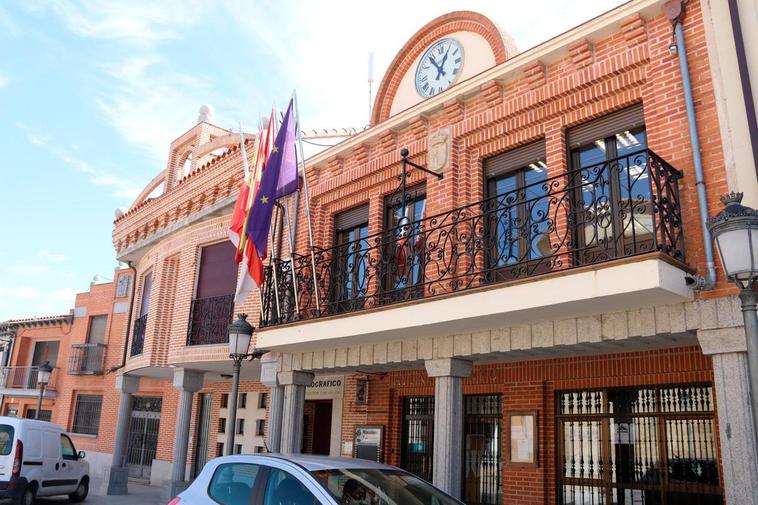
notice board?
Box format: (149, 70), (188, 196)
(353, 425), (384, 462)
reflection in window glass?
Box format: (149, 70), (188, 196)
(0, 425), (13, 455)
(208, 463), (259, 505)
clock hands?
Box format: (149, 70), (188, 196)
(427, 55), (445, 80)
(437, 43), (453, 80)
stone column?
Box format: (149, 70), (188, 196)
(278, 370), (314, 454)
(162, 369), (204, 502)
(260, 358), (284, 452)
(107, 374), (140, 495)
(698, 327), (758, 504)
(425, 358), (472, 499)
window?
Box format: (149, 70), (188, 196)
(256, 419), (265, 436)
(258, 392), (268, 409)
(255, 446), (265, 454)
(131, 271), (152, 356)
(331, 205), (370, 313)
(264, 467), (318, 505)
(115, 273), (131, 298)
(0, 425), (14, 455)
(188, 242), (237, 345)
(61, 434), (77, 460)
(236, 418), (245, 435)
(382, 186), (426, 302)
(87, 315), (107, 345)
(567, 105), (653, 264)
(221, 393), (229, 408)
(208, 463), (260, 505)
(557, 384), (721, 505)
(25, 410), (52, 422)
(235, 444), (243, 454)
(238, 393), (247, 409)
(71, 394), (103, 436)
(218, 418), (226, 433)
(216, 443), (224, 457)
(484, 140), (549, 281)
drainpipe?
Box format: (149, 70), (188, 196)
(108, 260), (137, 374)
(666, 1), (718, 290)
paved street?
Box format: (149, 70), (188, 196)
(1, 482), (164, 505)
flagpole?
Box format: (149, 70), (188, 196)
(280, 199), (301, 317)
(269, 204), (283, 321)
(292, 90), (322, 315)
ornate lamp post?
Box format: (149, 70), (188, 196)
(225, 314), (266, 455)
(35, 361), (53, 420)
(708, 192), (758, 432)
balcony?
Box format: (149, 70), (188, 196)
(68, 343), (106, 375)
(260, 150), (687, 337)
(187, 294), (235, 346)
(0, 366), (58, 397)
(131, 313), (147, 356)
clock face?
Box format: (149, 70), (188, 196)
(415, 38), (464, 98)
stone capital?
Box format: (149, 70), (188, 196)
(425, 358), (473, 378)
(260, 358), (281, 388)
(278, 370), (314, 387)
(172, 369), (204, 392)
(115, 374), (139, 394)
(697, 327), (747, 355)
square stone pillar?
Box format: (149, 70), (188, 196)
(698, 327), (758, 504)
(278, 370), (314, 454)
(261, 358), (284, 453)
(425, 358), (472, 499)
(161, 369), (204, 502)
(107, 374), (140, 495)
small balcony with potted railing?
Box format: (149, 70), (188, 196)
(68, 343), (107, 375)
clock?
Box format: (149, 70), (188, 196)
(414, 37), (464, 98)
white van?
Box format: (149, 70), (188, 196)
(0, 416), (89, 504)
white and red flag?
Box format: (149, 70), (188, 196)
(229, 110), (275, 304)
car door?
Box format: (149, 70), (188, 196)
(58, 434), (82, 492)
(40, 429), (66, 496)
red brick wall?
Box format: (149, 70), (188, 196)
(339, 346), (715, 505)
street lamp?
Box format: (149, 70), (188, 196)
(35, 361), (53, 420)
(708, 191), (758, 434)
(225, 314), (266, 456)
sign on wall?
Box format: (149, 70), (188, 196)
(305, 375), (344, 400)
(353, 425), (384, 462)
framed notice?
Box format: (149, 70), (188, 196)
(353, 425), (384, 463)
(508, 411), (537, 466)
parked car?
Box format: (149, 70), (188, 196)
(0, 416), (89, 505)
(170, 454), (463, 505)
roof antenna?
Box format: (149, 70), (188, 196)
(367, 51), (375, 125)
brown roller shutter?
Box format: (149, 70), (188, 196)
(335, 204), (369, 231)
(484, 140), (546, 178)
(195, 241), (237, 299)
(567, 104), (645, 147)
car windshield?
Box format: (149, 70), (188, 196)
(310, 468), (461, 505)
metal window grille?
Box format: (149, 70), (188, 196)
(25, 410), (52, 422)
(557, 384), (723, 505)
(401, 396), (435, 482)
(72, 395), (103, 435)
(463, 395), (502, 505)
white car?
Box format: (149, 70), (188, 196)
(170, 454), (463, 505)
(0, 417), (90, 505)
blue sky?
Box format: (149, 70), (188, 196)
(0, 0), (624, 320)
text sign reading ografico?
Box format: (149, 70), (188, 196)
(305, 375), (344, 399)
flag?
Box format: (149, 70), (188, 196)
(231, 111), (276, 304)
(247, 99), (299, 260)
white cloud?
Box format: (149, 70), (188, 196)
(17, 124), (141, 199)
(0, 287), (39, 300)
(42, 0), (208, 45)
(38, 251), (67, 263)
(95, 56), (214, 163)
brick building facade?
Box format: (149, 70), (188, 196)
(9, 0), (753, 504)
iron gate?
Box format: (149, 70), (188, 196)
(401, 396), (434, 482)
(127, 396), (162, 480)
(193, 393), (212, 478)
(463, 395), (502, 505)
(557, 384), (722, 505)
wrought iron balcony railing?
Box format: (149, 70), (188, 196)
(261, 149), (684, 327)
(0, 366), (57, 391)
(68, 343), (106, 375)
(131, 313), (147, 356)
(187, 294), (235, 346)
